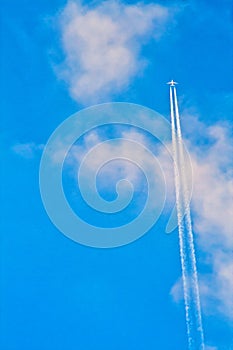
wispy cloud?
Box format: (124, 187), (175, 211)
(65, 128), (155, 190)
(19, 115), (233, 322)
(169, 117), (233, 321)
(56, 1), (172, 105)
(190, 124), (233, 320)
(12, 142), (44, 158)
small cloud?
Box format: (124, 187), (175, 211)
(12, 142), (44, 159)
(170, 277), (183, 303)
(66, 128), (155, 186)
(56, 1), (172, 105)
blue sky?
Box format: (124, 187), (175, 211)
(1, 1), (233, 349)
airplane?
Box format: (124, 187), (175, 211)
(167, 80), (178, 86)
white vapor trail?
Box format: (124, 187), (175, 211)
(170, 86), (205, 349)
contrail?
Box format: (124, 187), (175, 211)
(170, 86), (193, 347)
(170, 85), (205, 349)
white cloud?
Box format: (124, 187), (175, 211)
(19, 111), (232, 322)
(66, 128), (157, 188)
(191, 126), (233, 248)
(189, 124), (233, 320)
(56, 1), (171, 104)
(170, 277), (183, 303)
(12, 142), (44, 158)
(168, 117), (233, 321)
